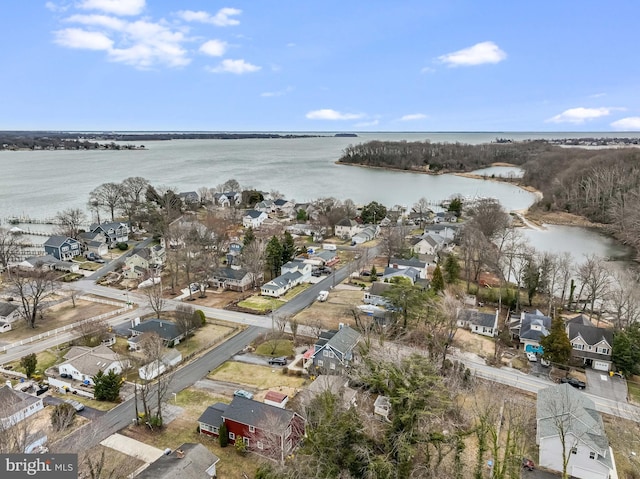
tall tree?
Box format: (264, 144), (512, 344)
(10, 268), (56, 328)
(241, 238), (266, 288)
(443, 253), (460, 283)
(20, 353), (37, 378)
(467, 197), (509, 240)
(0, 227), (24, 269)
(360, 201), (387, 224)
(93, 369), (122, 402)
(412, 197), (432, 227)
(431, 263), (445, 293)
(265, 236), (283, 278)
(281, 231), (296, 265)
(54, 208), (87, 238)
(540, 317), (572, 365)
(383, 277), (430, 329)
(89, 182), (123, 222)
(120, 176), (149, 226)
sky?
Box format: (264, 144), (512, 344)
(2, 0), (640, 132)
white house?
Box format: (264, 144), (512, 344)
(242, 210), (268, 228)
(139, 349), (182, 381)
(0, 385), (44, 429)
(0, 302), (21, 323)
(90, 222), (129, 247)
(537, 384), (617, 479)
(56, 345), (128, 386)
(456, 309), (500, 337)
(261, 261), (312, 298)
(351, 225), (380, 244)
(335, 218), (360, 239)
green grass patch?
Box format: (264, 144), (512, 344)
(50, 390), (119, 411)
(8, 348), (68, 376)
(210, 361), (306, 389)
(627, 381), (640, 404)
(78, 262), (103, 271)
(254, 339), (294, 358)
(237, 295), (284, 312)
(281, 283), (310, 301)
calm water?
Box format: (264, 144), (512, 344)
(1, 131), (637, 261)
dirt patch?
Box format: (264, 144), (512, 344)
(293, 288), (365, 330)
(175, 289), (245, 309)
(453, 328), (496, 359)
(525, 208), (600, 228)
(209, 361), (307, 392)
(602, 414), (640, 478)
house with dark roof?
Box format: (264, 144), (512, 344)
(43, 235), (81, 261)
(457, 308), (500, 337)
(214, 191), (242, 207)
(260, 261), (312, 298)
(134, 443), (220, 479)
(536, 384), (617, 479)
(0, 301), (20, 323)
(273, 198), (294, 215)
(509, 310), (552, 353)
(242, 210), (268, 228)
(198, 396), (305, 463)
(209, 266), (259, 291)
(308, 325), (362, 375)
(566, 322), (614, 372)
(128, 319), (187, 349)
(178, 191), (200, 205)
(78, 231), (109, 256)
(352, 224), (380, 244)
(389, 257), (428, 279)
(381, 266), (422, 284)
(335, 218), (360, 239)
(90, 222), (129, 246)
(363, 282), (393, 307)
(0, 385), (44, 428)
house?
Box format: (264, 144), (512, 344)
(198, 396), (305, 463)
(457, 309), (500, 337)
(273, 198), (295, 215)
(352, 225), (380, 244)
(567, 323), (614, 372)
(78, 231), (109, 256)
(243, 210), (268, 228)
(374, 395), (391, 421)
(381, 266), (421, 284)
(18, 254), (79, 273)
(388, 257), (428, 279)
(264, 391), (289, 409)
(309, 325), (362, 375)
(90, 222), (129, 246)
(128, 319), (188, 349)
(423, 223), (459, 241)
(255, 200), (276, 213)
(363, 282), (393, 307)
(139, 349), (182, 381)
(209, 266), (259, 292)
(0, 385), (44, 428)
(178, 191), (200, 205)
(261, 261), (312, 298)
(0, 321), (12, 333)
(214, 191), (242, 207)
(297, 375), (357, 410)
(134, 443), (220, 479)
(55, 345), (128, 385)
(510, 310), (551, 353)
(410, 234), (446, 255)
(123, 247), (163, 280)
(0, 301), (20, 323)
(43, 235), (82, 261)
(537, 384), (617, 479)
(335, 218), (360, 239)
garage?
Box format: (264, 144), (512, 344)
(593, 361), (610, 371)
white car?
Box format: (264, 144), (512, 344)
(526, 352), (538, 362)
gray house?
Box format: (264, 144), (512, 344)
(537, 384), (616, 479)
(134, 443), (220, 479)
(90, 222), (129, 246)
(128, 319), (187, 349)
(566, 322), (614, 372)
(43, 235), (81, 261)
(309, 325), (361, 375)
(457, 309), (500, 337)
(509, 310), (551, 353)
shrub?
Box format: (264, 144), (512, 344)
(282, 367), (289, 375)
(195, 309), (206, 326)
(235, 438), (247, 455)
(117, 242), (128, 251)
(219, 423), (229, 447)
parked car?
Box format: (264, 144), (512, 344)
(526, 352), (537, 362)
(234, 389), (254, 399)
(268, 356), (288, 366)
(560, 377), (586, 390)
(64, 399), (85, 412)
(312, 270), (322, 277)
(86, 253), (105, 263)
(540, 357), (551, 367)
(610, 370), (624, 378)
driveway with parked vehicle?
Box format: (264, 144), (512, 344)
(584, 368), (628, 402)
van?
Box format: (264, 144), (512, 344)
(322, 244), (337, 251)
(317, 290), (329, 302)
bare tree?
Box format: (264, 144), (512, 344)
(241, 238), (266, 288)
(380, 224), (408, 267)
(9, 268), (56, 328)
(174, 303), (197, 341)
(607, 268), (640, 329)
(0, 227), (24, 270)
(54, 208), (87, 239)
(576, 254), (611, 320)
(89, 182), (124, 222)
(412, 197), (432, 228)
(50, 402), (77, 433)
(73, 317), (110, 347)
(142, 279), (165, 317)
(120, 176), (149, 226)
(269, 312), (289, 355)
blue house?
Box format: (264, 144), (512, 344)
(43, 236), (82, 261)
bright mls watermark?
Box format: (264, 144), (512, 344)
(0, 454), (77, 478)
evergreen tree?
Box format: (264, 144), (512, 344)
(296, 209), (308, 221)
(444, 254), (460, 283)
(265, 235), (283, 278)
(539, 317), (572, 365)
(612, 324), (640, 376)
(370, 265), (377, 282)
(522, 258), (540, 306)
(431, 263), (445, 292)
(243, 227), (255, 246)
(448, 197), (462, 217)
(219, 422), (229, 447)
(93, 369), (123, 402)
(281, 231), (296, 264)
(20, 353), (37, 378)
(383, 277), (431, 329)
(360, 201), (387, 224)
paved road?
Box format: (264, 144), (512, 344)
(52, 325), (265, 453)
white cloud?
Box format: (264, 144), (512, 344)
(611, 117), (640, 130)
(306, 109), (365, 120)
(207, 59), (260, 74)
(355, 120), (379, 127)
(546, 107), (616, 124)
(177, 8), (241, 26)
(53, 28), (113, 50)
(45, 2), (70, 13)
(420, 66), (435, 74)
(589, 92), (606, 99)
(438, 41), (506, 67)
(399, 113), (427, 121)
(199, 40), (227, 57)
(261, 86), (293, 97)
(65, 14), (126, 30)
(77, 0), (145, 16)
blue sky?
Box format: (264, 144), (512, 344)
(2, 0), (640, 131)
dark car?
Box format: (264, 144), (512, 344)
(522, 458), (535, 471)
(268, 356), (288, 366)
(560, 377), (586, 389)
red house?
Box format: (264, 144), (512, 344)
(198, 396), (305, 463)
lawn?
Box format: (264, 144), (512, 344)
(175, 323), (237, 357)
(6, 348), (69, 377)
(209, 361), (306, 390)
(50, 390), (120, 411)
(237, 295), (285, 312)
(78, 261), (103, 271)
(281, 283), (311, 301)
(254, 339), (294, 358)
(627, 380), (640, 404)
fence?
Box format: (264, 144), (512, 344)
(0, 304), (133, 354)
(78, 295), (130, 307)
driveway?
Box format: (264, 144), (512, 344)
(100, 433), (165, 463)
(585, 368), (628, 402)
(43, 395), (106, 419)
